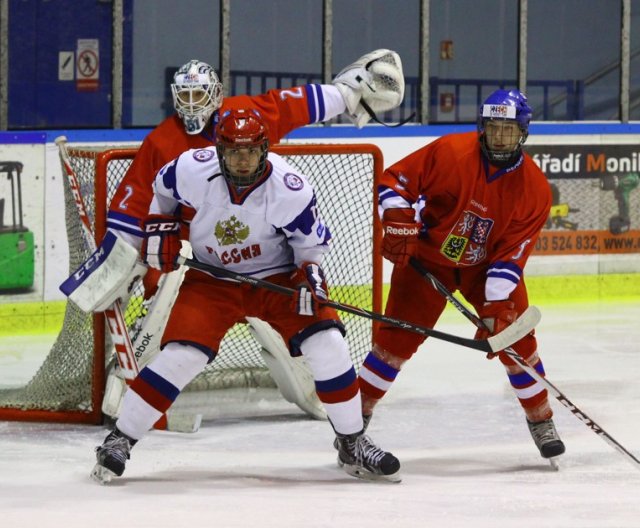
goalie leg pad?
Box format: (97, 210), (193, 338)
(60, 231), (147, 313)
(247, 317), (327, 420)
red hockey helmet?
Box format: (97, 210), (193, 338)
(215, 109), (270, 188)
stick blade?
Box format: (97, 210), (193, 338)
(487, 305), (542, 352)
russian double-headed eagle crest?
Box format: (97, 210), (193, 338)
(214, 216), (250, 246)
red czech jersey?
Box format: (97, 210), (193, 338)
(380, 131), (551, 300)
(107, 84), (342, 246)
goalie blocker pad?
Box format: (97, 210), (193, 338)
(60, 231), (147, 313)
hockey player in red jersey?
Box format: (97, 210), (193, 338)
(91, 109), (401, 484)
(359, 89), (565, 463)
(107, 54), (404, 260)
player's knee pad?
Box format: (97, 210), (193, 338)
(299, 328), (352, 380)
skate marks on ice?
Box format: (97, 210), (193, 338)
(1, 301), (639, 527)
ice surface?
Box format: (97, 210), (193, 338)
(1, 302), (639, 527)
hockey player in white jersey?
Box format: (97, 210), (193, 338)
(62, 50), (406, 424)
(92, 109), (401, 484)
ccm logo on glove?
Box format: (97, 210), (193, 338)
(145, 221), (180, 233)
(141, 215), (182, 273)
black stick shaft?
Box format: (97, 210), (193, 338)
(409, 256), (640, 469)
(180, 257), (493, 353)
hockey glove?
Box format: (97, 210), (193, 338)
(141, 214), (181, 273)
(291, 262), (329, 316)
(332, 49), (405, 128)
(381, 208), (420, 266)
(474, 300), (518, 359)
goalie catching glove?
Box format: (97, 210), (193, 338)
(332, 49), (405, 128)
(381, 208), (420, 266)
(141, 214), (182, 273)
(292, 262), (329, 316)
(474, 300), (519, 359)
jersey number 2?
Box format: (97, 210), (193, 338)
(118, 185), (134, 210)
(279, 87), (304, 100)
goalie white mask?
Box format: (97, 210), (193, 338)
(171, 60), (224, 135)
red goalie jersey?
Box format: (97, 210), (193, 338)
(107, 84), (346, 246)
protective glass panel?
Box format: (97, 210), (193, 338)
(429, 0), (518, 123)
(528, 0), (621, 121)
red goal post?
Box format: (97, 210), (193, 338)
(0, 143), (383, 424)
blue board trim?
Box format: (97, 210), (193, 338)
(2, 122), (640, 145)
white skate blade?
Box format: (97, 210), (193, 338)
(90, 463), (117, 485)
(339, 458), (402, 483)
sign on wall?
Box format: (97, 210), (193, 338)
(76, 39), (100, 92)
(526, 145), (640, 256)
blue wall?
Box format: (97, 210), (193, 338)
(9, 0), (115, 128)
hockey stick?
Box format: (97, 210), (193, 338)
(409, 256), (640, 470)
(55, 136), (200, 433)
(176, 256), (540, 354)
(101, 265), (189, 418)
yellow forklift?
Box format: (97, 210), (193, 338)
(0, 161), (34, 291)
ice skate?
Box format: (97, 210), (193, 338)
(527, 418), (565, 469)
(91, 427), (137, 484)
(335, 431), (401, 483)
(333, 414), (372, 451)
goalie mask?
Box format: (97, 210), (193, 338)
(216, 109), (270, 188)
(171, 60), (223, 135)
(478, 89), (532, 168)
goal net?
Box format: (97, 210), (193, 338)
(0, 143), (383, 423)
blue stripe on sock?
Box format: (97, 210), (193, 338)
(363, 352), (399, 380)
(508, 361), (546, 387)
(315, 366), (357, 393)
(139, 367), (180, 402)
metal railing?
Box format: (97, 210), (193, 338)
(228, 71), (587, 124)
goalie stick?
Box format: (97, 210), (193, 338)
(409, 256), (640, 471)
(176, 256), (540, 354)
(55, 136), (200, 434)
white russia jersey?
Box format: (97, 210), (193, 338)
(151, 147), (332, 278)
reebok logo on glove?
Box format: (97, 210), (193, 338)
(384, 225), (420, 236)
(381, 208), (421, 266)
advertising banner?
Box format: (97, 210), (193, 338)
(526, 145), (640, 255)
(0, 142), (45, 300)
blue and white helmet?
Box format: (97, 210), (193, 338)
(478, 89), (532, 167)
(171, 60), (223, 135)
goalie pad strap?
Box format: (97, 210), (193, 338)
(60, 231), (147, 312)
